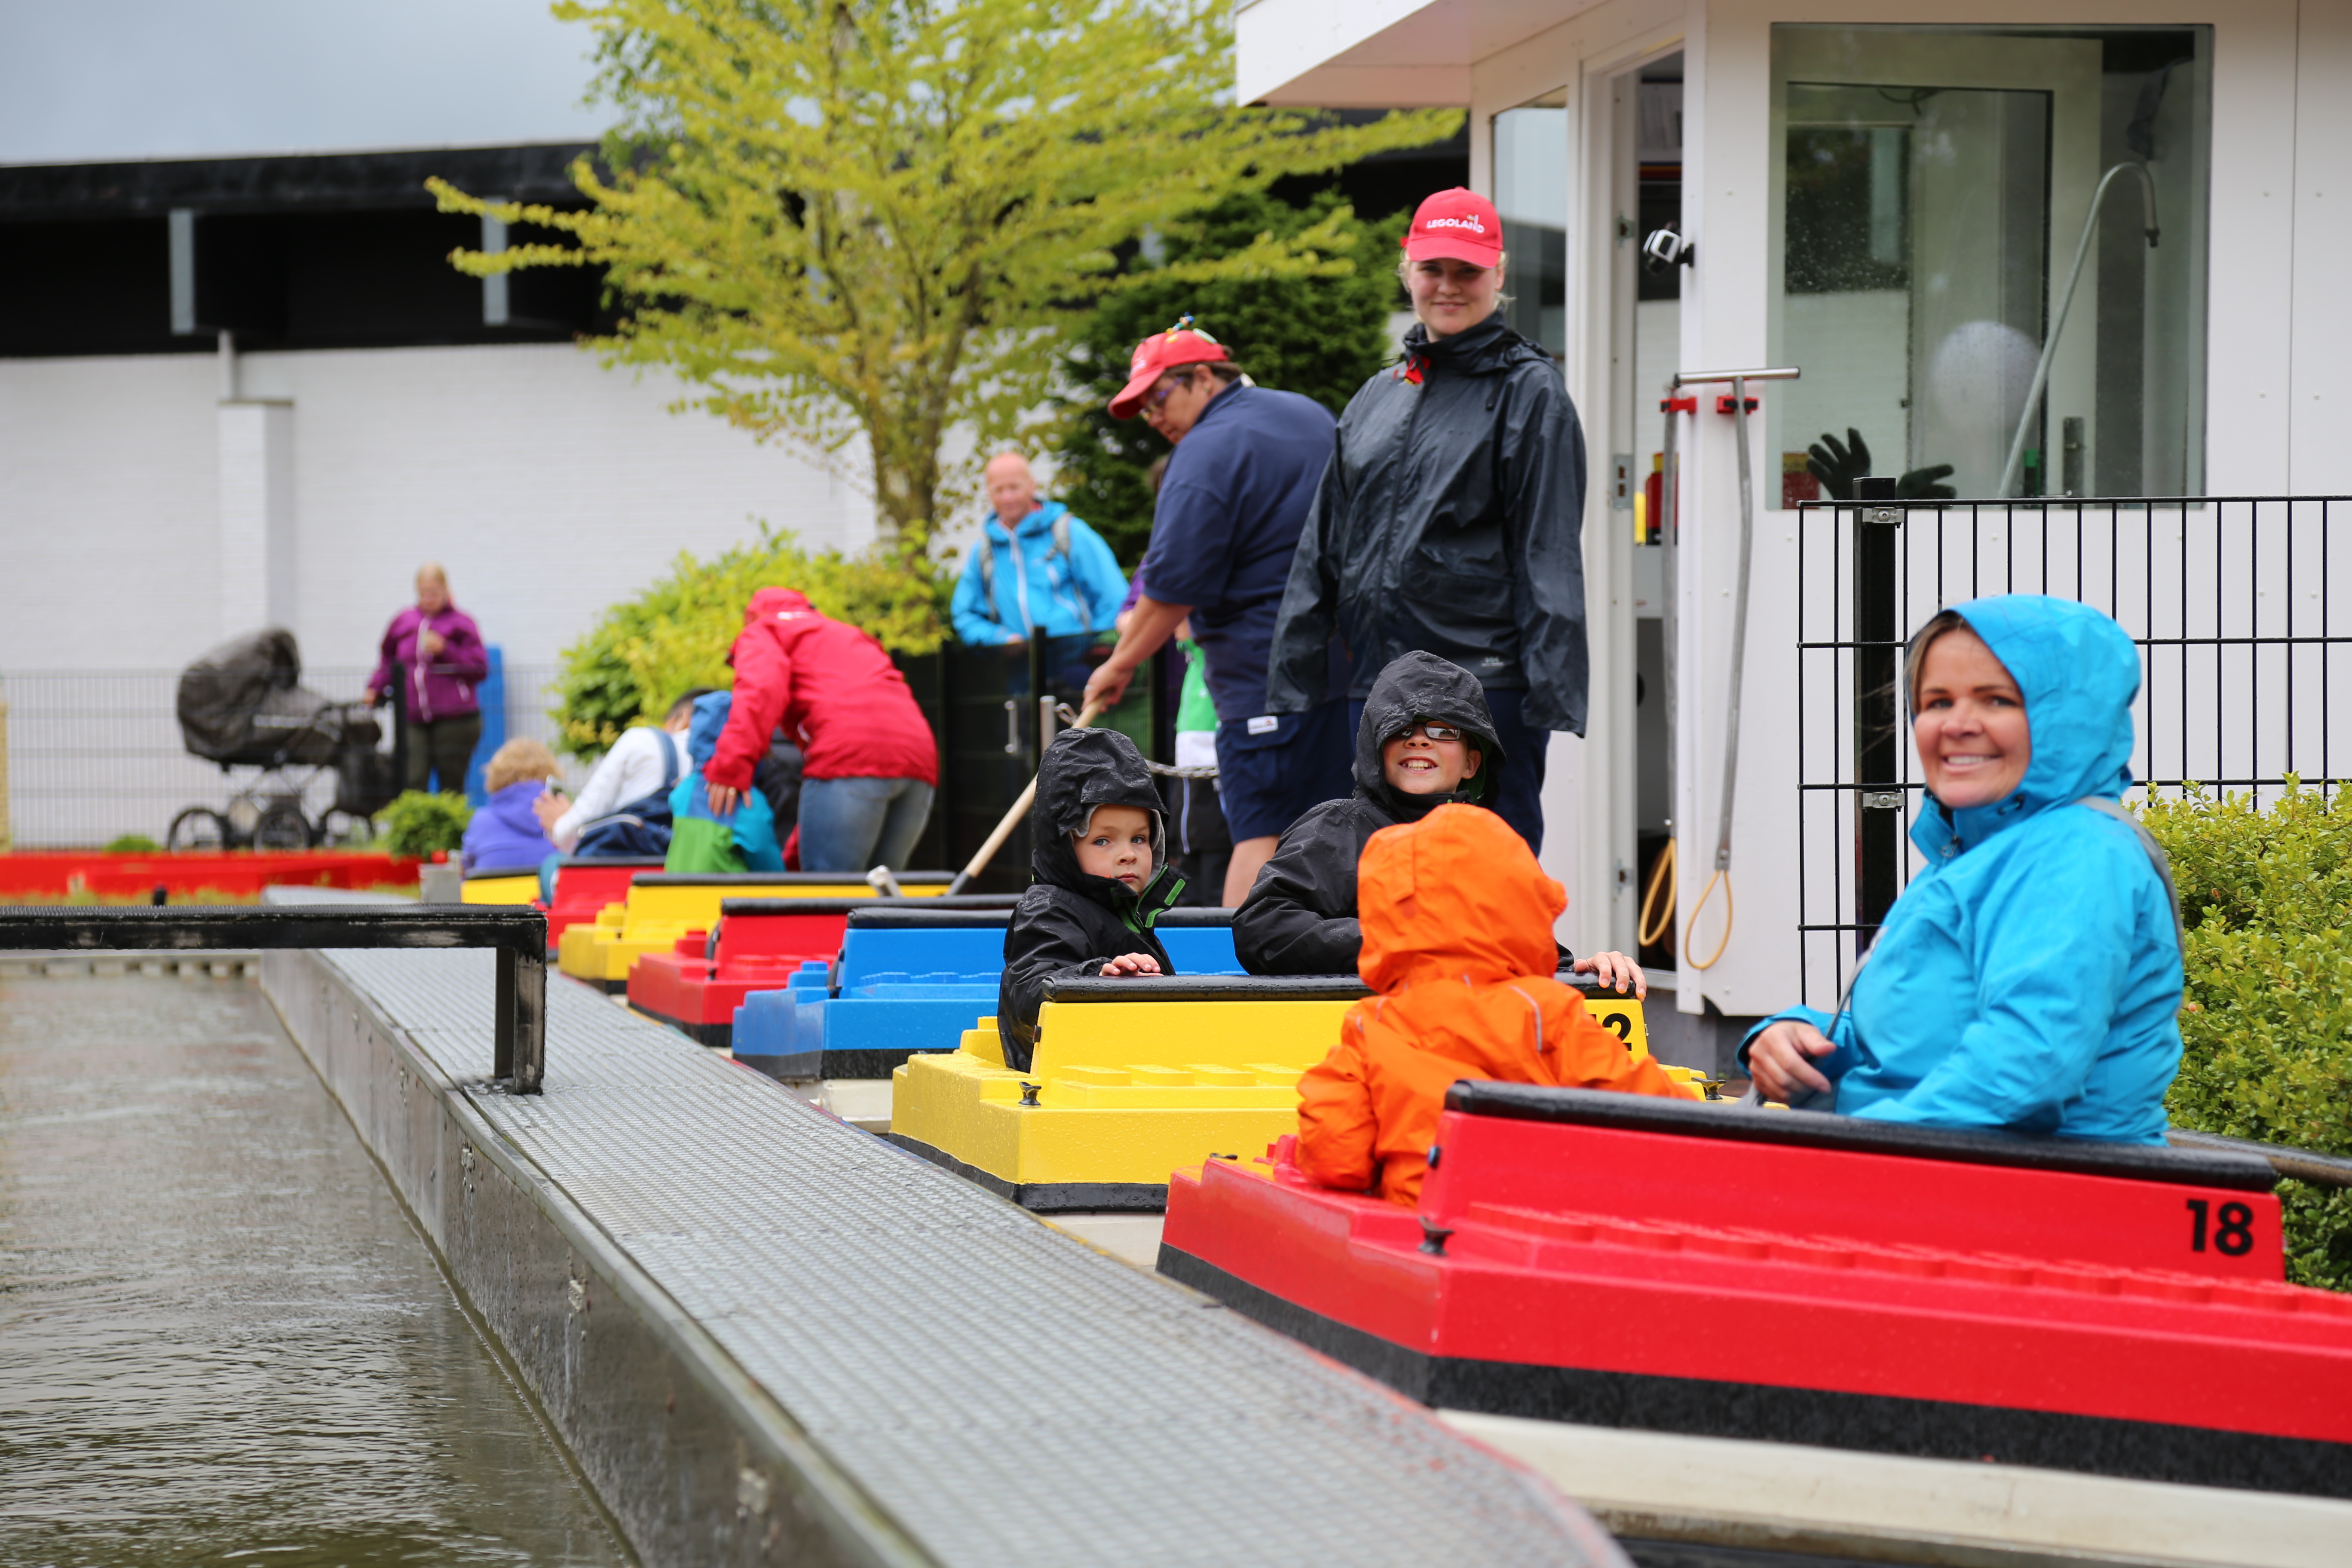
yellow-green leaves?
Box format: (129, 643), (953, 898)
(433, 0), (1458, 553)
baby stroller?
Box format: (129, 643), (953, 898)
(168, 628), (397, 850)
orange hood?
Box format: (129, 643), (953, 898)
(1357, 803), (1563, 992)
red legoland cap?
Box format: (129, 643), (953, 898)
(1109, 317), (1233, 420)
(1402, 187), (1504, 266)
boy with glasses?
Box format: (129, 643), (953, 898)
(1236, 652), (1641, 995)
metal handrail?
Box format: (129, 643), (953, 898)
(0, 904), (548, 1092)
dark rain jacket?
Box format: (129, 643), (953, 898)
(997, 727), (1186, 1072)
(1264, 315), (1590, 735)
(1234, 653), (1505, 976)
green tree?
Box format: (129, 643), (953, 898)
(430, 0), (1457, 559)
(549, 525), (949, 762)
(1052, 187), (1406, 565)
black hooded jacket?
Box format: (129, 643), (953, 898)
(1233, 653), (1504, 976)
(1263, 315), (1590, 735)
(998, 727), (1185, 1072)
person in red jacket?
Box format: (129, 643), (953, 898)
(704, 588), (940, 872)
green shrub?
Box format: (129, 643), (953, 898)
(2143, 782), (2352, 1290)
(103, 833), (163, 854)
(549, 525), (950, 762)
(374, 791), (473, 862)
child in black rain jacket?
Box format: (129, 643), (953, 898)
(997, 727), (1186, 1072)
(1235, 651), (1643, 993)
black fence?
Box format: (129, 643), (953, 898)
(1795, 495), (2352, 1007)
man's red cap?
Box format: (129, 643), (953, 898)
(1109, 318), (1232, 420)
(1401, 187), (1504, 266)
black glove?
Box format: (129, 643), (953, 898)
(1896, 463), (1956, 501)
(1807, 429), (1871, 501)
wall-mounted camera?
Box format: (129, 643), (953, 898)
(1642, 224), (1694, 275)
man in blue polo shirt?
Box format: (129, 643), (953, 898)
(1082, 320), (1351, 906)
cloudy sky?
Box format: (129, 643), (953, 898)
(0, 0), (608, 165)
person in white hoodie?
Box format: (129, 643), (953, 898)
(534, 689), (710, 853)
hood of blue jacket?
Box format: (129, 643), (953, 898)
(686, 690), (733, 770)
(984, 499), (1068, 547)
(1912, 594), (2140, 860)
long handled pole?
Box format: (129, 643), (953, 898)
(944, 697), (1106, 895)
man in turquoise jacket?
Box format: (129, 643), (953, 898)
(951, 452), (1129, 645)
(1743, 594), (2184, 1144)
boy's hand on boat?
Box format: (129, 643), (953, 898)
(1749, 1020), (1837, 1105)
(1573, 951), (1646, 998)
(1099, 953), (1162, 977)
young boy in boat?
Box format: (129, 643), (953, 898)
(1295, 804), (1697, 1206)
(996, 727), (1186, 1073)
(1235, 650), (1642, 994)
(1743, 595), (2184, 1143)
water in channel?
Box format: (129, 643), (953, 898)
(0, 973), (630, 1568)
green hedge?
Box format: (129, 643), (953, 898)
(2144, 783), (2352, 1291)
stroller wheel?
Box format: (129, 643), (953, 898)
(167, 808), (232, 852)
(253, 804), (315, 851)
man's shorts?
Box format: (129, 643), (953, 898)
(1213, 701), (1353, 842)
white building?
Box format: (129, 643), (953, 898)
(0, 4), (880, 845)
(1241, 2), (2350, 1026)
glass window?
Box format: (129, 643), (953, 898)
(1770, 26), (2210, 499)
(1493, 89), (1569, 362)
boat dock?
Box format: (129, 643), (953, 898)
(255, 912), (1624, 1567)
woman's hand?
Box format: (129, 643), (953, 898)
(1572, 950), (1646, 998)
(1748, 1020), (1838, 1104)
(419, 627), (446, 658)
(532, 790), (568, 832)
(1099, 953), (1162, 977)
(707, 783), (740, 817)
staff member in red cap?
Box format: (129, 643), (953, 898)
(1264, 188), (1589, 852)
(1081, 319), (1351, 906)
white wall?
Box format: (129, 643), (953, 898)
(0, 342), (877, 674)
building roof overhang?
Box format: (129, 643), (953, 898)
(1237, 0), (1609, 106)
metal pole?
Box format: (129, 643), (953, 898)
(1853, 475), (1903, 949)
(1714, 378), (1757, 876)
(512, 946), (545, 1094)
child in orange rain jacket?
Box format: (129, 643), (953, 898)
(1295, 802), (1699, 1206)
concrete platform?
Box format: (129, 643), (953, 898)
(256, 929), (1624, 1568)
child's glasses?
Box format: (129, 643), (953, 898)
(1394, 723), (1463, 742)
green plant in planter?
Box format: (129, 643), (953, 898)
(2144, 781), (2352, 1291)
(374, 791), (473, 862)
(103, 833), (163, 854)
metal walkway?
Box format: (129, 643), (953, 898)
(310, 944), (1620, 1568)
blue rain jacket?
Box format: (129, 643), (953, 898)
(1744, 595), (2183, 1144)
(950, 502), (1130, 645)
(666, 691), (783, 872)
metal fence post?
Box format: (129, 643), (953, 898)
(1853, 476), (1904, 953)
(512, 946), (545, 1094)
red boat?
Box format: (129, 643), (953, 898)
(626, 895), (858, 1048)
(543, 856), (666, 949)
(1159, 1084), (2352, 1500)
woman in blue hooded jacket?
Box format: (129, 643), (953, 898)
(1745, 595), (2184, 1145)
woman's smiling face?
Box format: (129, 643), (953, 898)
(1912, 625), (2032, 809)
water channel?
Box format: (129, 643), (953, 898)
(0, 972), (629, 1567)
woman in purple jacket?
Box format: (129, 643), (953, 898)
(366, 562), (489, 793)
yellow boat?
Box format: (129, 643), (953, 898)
(888, 976), (1676, 1210)
(555, 871), (950, 991)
